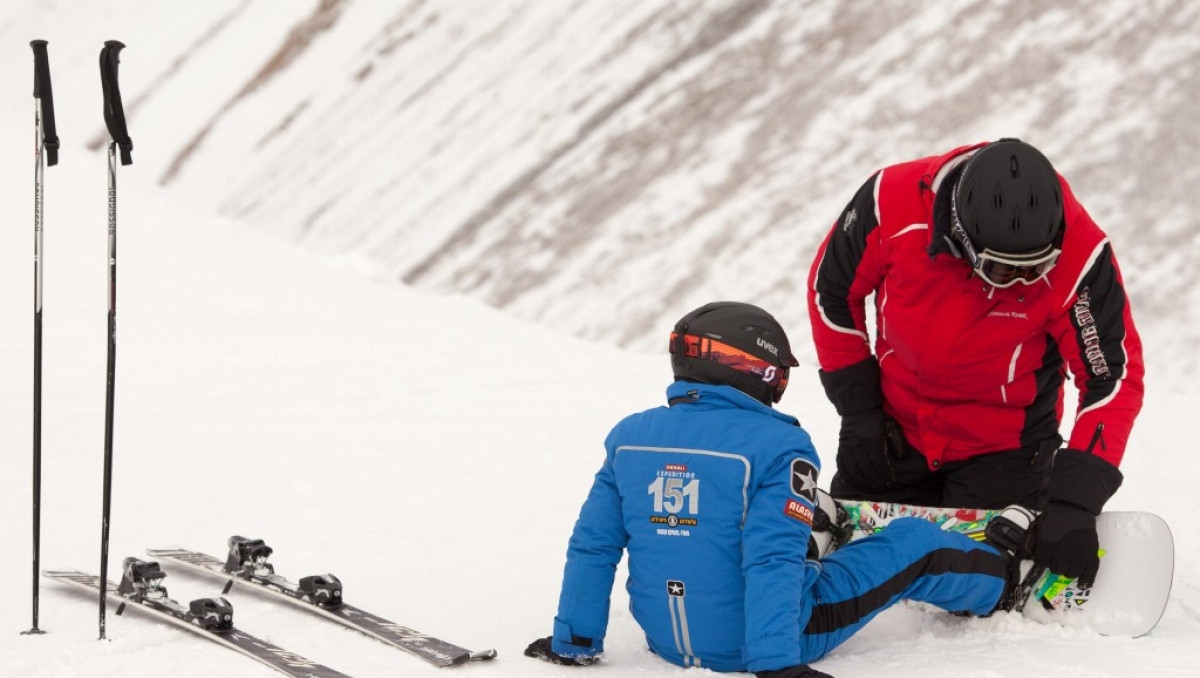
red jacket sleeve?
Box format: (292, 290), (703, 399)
(1050, 239), (1144, 467)
(807, 173), (887, 372)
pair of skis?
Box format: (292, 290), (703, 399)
(46, 537), (496, 677)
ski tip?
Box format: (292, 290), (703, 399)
(445, 648), (498, 666)
(468, 649), (498, 662)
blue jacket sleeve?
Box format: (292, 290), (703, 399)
(742, 444), (820, 672)
(551, 450), (629, 658)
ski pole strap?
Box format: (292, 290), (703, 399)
(30, 40), (59, 166)
(99, 40), (133, 165)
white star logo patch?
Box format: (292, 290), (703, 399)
(790, 458), (819, 504)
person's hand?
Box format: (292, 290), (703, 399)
(835, 408), (895, 492)
(1035, 447), (1124, 587)
(524, 637), (597, 666)
(756, 664), (835, 678)
(818, 357), (901, 494)
(1034, 501), (1100, 585)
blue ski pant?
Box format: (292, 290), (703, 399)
(796, 517), (1008, 663)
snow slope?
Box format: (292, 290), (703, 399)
(1, 0), (1197, 386)
(0, 2), (1197, 677)
(0, 169), (1197, 677)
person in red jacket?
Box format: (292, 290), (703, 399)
(806, 139), (1144, 586)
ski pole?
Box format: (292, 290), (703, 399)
(97, 39), (133, 642)
(24, 38), (59, 638)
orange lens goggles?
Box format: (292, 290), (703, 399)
(669, 332), (790, 397)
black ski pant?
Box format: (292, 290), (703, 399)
(830, 436), (1059, 510)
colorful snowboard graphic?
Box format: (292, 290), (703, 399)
(834, 501), (1173, 637)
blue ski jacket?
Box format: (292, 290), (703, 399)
(551, 381), (823, 672)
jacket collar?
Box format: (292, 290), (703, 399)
(665, 381), (800, 426)
(925, 143), (985, 258)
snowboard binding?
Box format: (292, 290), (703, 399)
(984, 505), (1038, 613)
(808, 488), (849, 558)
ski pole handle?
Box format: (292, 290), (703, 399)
(99, 40), (133, 165)
(31, 39), (59, 166)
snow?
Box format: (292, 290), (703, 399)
(0, 2), (1198, 677)
(0, 159), (1195, 678)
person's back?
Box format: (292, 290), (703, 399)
(602, 382), (820, 670)
(529, 301), (1025, 677)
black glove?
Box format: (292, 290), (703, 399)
(819, 358), (901, 494)
(524, 637), (597, 666)
(756, 665), (835, 678)
(835, 408), (896, 492)
(1034, 501), (1100, 585)
(1033, 448), (1124, 586)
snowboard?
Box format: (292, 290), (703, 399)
(832, 500), (1174, 637)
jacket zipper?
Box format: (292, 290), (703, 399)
(1084, 422), (1106, 455)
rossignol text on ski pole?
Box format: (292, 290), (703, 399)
(25, 38), (59, 638)
(97, 39), (133, 642)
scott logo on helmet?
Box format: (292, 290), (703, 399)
(756, 338), (780, 357)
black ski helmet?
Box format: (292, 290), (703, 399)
(669, 301), (798, 405)
(952, 139), (1064, 257)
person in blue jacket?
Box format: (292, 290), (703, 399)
(526, 302), (1032, 677)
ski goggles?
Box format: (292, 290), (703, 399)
(972, 247), (1060, 287)
(669, 332), (794, 400)
(950, 212), (1060, 288)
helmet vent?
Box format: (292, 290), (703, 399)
(954, 140), (1064, 255)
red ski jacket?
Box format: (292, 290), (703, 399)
(807, 143), (1144, 470)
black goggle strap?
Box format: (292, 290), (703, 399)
(672, 322), (690, 358)
(949, 187), (982, 268)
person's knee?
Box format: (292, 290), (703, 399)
(880, 517), (932, 537)
(880, 517), (985, 554)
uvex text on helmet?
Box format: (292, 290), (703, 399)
(668, 301), (798, 405)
